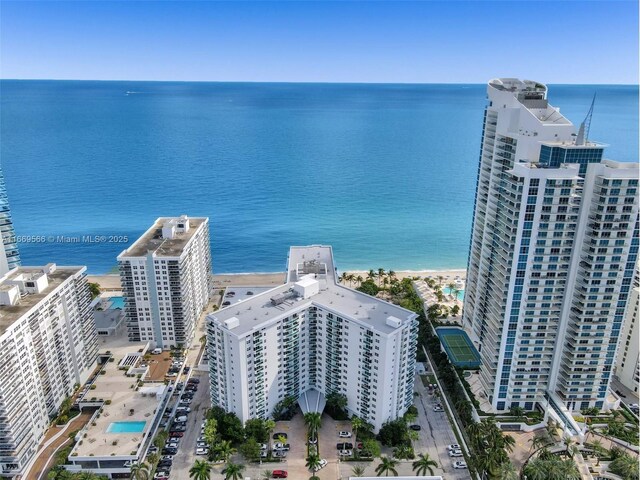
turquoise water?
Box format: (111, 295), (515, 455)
(1, 81), (637, 273)
(108, 296), (125, 309)
(106, 421), (146, 433)
(442, 287), (464, 301)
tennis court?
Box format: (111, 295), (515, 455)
(436, 327), (481, 369)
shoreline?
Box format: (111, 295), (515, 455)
(88, 267), (467, 291)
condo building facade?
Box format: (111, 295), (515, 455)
(615, 267), (639, 394)
(0, 168), (20, 276)
(463, 78), (639, 413)
(118, 216), (212, 349)
(0, 264), (98, 477)
(207, 246), (418, 432)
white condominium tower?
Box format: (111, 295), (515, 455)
(118, 216), (211, 349)
(463, 78), (639, 413)
(0, 264), (98, 477)
(615, 266), (639, 394)
(207, 246), (418, 432)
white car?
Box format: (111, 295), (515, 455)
(338, 431), (352, 438)
(196, 447), (209, 455)
(274, 442), (290, 451)
(448, 449), (463, 457)
(260, 443), (268, 451)
(176, 407), (191, 413)
(196, 441), (208, 448)
(447, 444), (460, 451)
(273, 450), (287, 458)
(433, 405), (444, 412)
(453, 460), (468, 469)
(339, 449), (353, 456)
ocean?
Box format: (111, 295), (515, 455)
(1, 81), (637, 274)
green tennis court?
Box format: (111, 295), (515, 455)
(436, 327), (481, 368)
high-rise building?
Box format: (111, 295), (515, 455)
(615, 267), (639, 395)
(0, 168), (20, 275)
(0, 264), (98, 477)
(463, 78), (639, 413)
(207, 245), (418, 432)
(118, 216), (211, 349)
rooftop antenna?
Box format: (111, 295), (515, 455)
(575, 93), (596, 146)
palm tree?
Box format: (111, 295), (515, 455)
(529, 433), (551, 452)
(347, 273), (356, 287)
(502, 432), (516, 453)
(356, 275), (364, 287)
(221, 462), (245, 480)
(340, 272), (349, 285)
(412, 453), (438, 476)
(351, 415), (364, 441)
(189, 460), (212, 480)
(261, 470), (272, 480)
(367, 269), (376, 281)
(377, 268), (386, 287)
(496, 462), (519, 480)
(375, 456), (398, 477)
(563, 436), (574, 456)
(130, 462), (150, 480)
(146, 452), (160, 468)
(215, 439), (236, 462)
(305, 454), (321, 472)
(154, 430), (169, 449)
(199, 334), (207, 346)
(47, 465), (73, 480)
(264, 419), (275, 449)
(351, 465), (366, 477)
(303, 412), (322, 438)
(446, 282), (457, 300)
(591, 439), (605, 466)
(437, 275), (444, 286)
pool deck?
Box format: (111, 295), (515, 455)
(71, 337), (165, 458)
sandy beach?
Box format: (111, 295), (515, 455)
(88, 269), (466, 292)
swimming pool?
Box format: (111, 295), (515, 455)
(108, 296), (125, 309)
(442, 287), (464, 301)
(106, 421), (146, 433)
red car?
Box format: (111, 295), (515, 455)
(272, 471), (288, 478)
(169, 432), (184, 437)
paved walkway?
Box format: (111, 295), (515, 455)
(29, 411), (94, 480)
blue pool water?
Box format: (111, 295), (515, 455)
(442, 287), (464, 301)
(1, 81), (637, 273)
(106, 421), (146, 433)
(108, 296), (125, 309)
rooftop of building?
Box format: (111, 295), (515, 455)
(118, 215), (207, 259)
(71, 334), (165, 458)
(0, 265), (84, 337)
(489, 77), (571, 126)
(209, 245), (417, 337)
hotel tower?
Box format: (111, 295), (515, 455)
(0, 167), (20, 275)
(118, 216), (212, 349)
(207, 246), (418, 432)
(463, 78), (639, 414)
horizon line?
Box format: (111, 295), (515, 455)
(1, 78), (638, 86)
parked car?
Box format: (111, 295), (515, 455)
(447, 444), (461, 451)
(158, 460), (172, 468)
(274, 442), (290, 451)
(272, 470), (288, 478)
(175, 416), (188, 422)
(170, 426), (186, 433)
(273, 450), (287, 458)
(409, 424), (421, 431)
(196, 441), (208, 448)
(453, 460), (468, 469)
(260, 443), (268, 451)
(176, 407), (191, 413)
(338, 431), (352, 438)
(222, 301), (231, 306)
(433, 405), (444, 412)
(153, 473), (169, 480)
(196, 447), (209, 455)
(260, 451), (268, 459)
(169, 432), (183, 438)
(339, 449), (353, 456)
(151, 348), (162, 354)
(449, 449), (463, 457)
(336, 442), (353, 450)
(161, 447), (177, 455)
(273, 432), (287, 439)
(188, 378), (200, 384)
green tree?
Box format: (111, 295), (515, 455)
(245, 418), (269, 443)
(357, 279), (379, 297)
(47, 466), (73, 480)
(189, 460), (212, 480)
(203, 418), (218, 448)
(240, 437), (261, 462)
(221, 462), (246, 480)
(375, 456), (398, 477)
(495, 462), (519, 480)
(154, 430), (169, 450)
(213, 439), (236, 462)
(351, 465), (366, 477)
(88, 282), (101, 299)
(146, 452), (159, 468)
(609, 452), (640, 480)
(377, 268), (386, 287)
(412, 453), (438, 476)
(305, 454), (321, 472)
(261, 470), (273, 480)
(130, 462), (150, 480)
(361, 438), (381, 459)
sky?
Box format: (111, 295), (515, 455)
(0, 1), (638, 84)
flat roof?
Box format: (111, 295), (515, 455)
(0, 266), (83, 337)
(72, 340), (164, 458)
(119, 217), (207, 258)
(209, 245), (417, 337)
